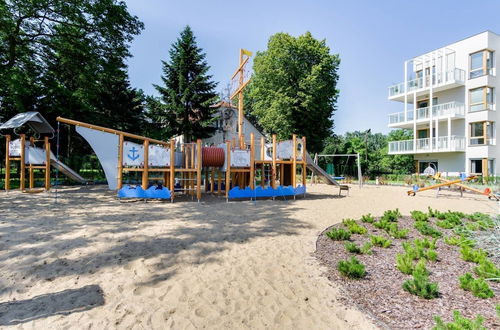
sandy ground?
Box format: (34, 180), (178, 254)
(0, 184), (497, 329)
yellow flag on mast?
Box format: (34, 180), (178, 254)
(242, 49), (253, 57)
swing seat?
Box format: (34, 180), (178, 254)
(339, 185), (349, 196)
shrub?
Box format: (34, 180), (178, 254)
(460, 246), (487, 263)
(360, 242), (373, 255)
(402, 238), (438, 261)
(373, 217), (409, 239)
(370, 235), (392, 248)
(337, 257), (366, 279)
(414, 221), (442, 238)
(403, 267), (439, 299)
(360, 214), (374, 223)
(396, 254), (427, 275)
(468, 212), (491, 222)
(344, 242), (361, 254)
(459, 273), (495, 299)
(389, 227), (409, 239)
(411, 210), (429, 222)
(474, 259), (500, 280)
(444, 235), (475, 248)
(382, 209), (401, 222)
(326, 228), (351, 241)
(342, 219), (367, 235)
(433, 310), (486, 330)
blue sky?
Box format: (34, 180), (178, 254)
(125, 0), (500, 134)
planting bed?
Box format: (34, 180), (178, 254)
(315, 210), (500, 329)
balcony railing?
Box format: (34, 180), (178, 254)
(388, 101), (465, 125)
(388, 68), (466, 98)
(388, 136), (466, 154)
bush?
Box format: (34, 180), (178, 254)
(468, 212), (491, 222)
(337, 256), (366, 279)
(474, 259), (500, 280)
(459, 273), (495, 299)
(326, 228), (351, 241)
(411, 210), (428, 222)
(435, 213), (463, 229)
(344, 242), (361, 253)
(444, 235), (475, 248)
(460, 246), (487, 263)
(360, 213), (374, 223)
(373, 217), (409, 239)
(415, 221), (442, 238)
(360, 242), (373, 255)
(381, 209), (401, 222)
(402, 238), (438, 261)
(396, 254), (427, 275)
(389, 227), (410, 239)
(403, 267), (439, 299)
(370, 235), (392, 248)
(342, 219), (367, 235)
(433, 310), (486, 330)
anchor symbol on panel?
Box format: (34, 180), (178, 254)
(127, 147), (140, 161)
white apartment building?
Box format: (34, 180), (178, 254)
(387, 31), (499, 178)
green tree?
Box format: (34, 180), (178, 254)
(248, 31), (340, 153)
(151, 26), (218, 142)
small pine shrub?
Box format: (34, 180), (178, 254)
(381, 209), (401, 222)
(496, 304), (500, 319)
(468, 212), (491, 222)
(389, 227), (410, 239)
(411, 210), (429, 222)
(473, 259), (500, 280)
(370, 235), (392, 248)
(460, 246), (487, 263)
(342, 219), (367, 235)
(403, 267), (439, 299)
(396, 252), (414, 274)
(337, 256), (366, 279)
(360, 242), (373, 255)
(402, 238), (438, 261)
(459, 273), (495, 299)
(444, 235), (475, 248)
(326, 228), (351, 241)
(433, 310), (486, 330)
(414, 221), (442, 238)
(360, 214), (374, 223)
(344, 242), (361, 254)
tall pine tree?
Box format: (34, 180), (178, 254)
(151, 26), (218, 142)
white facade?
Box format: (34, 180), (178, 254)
(387, 31), (500, 177)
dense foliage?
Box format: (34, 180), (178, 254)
(247, 32), (340, 153)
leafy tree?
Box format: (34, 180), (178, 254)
(150, 26), (218, 142)
(248, 32), (340, 153)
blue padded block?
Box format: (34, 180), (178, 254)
(144, 186), (171, 199)
(118, 185), (146, 198)
(228, 185), (306, 199)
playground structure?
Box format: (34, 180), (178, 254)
(56, 117), (311, 202)
(1, 112), (86, 192)
(312, 153), (363, 188)
(408, 170), (499, 201)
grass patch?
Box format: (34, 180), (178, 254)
(337, 256), (366, 279)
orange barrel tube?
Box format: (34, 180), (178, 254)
(202, 147), (225, 167)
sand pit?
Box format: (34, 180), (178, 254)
(0, 184), (496, 329)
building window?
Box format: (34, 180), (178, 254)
(469, 50), (494, 78)
(470, 159), (483, 174)
(469, 121), (494, 145)
(469, 87), (494, 112)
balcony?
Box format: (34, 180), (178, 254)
(388, 68), (466, 101)
(388, 101), (465, 128)
(388, 136), (466, 154)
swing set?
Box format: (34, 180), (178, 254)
(313, 153), (363, 189)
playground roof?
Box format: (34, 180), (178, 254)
(0, 112), (54, 135)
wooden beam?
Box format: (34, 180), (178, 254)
(196, 139), (202, 201)
(44, 136), (50, 191)
(117, 134), (124, 190)
(56, 117), (169, 146)
(302, 136), (307, 186)
(250, 133), (255, 189)
(20, 134), (25, 191)
(230, 79), (251, 100)
(292, 134), (297, 188)
(142, 140), (149, 190)
(271, 135), (276, 189)
(230, 56), (250, 79)
(170, 139), (175, 202)
(5, 134), (10, 190)
(226, 141), (231, 200)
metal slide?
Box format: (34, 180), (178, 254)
(305, 153), (340, 186)
(49, 153), (87, 183)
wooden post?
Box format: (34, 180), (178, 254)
(482, 158), (488, 183)
(142, 140), (149, 190)
(217, 170), (222, 195)
(292, 134), (297, 188)
(238, 49), (244, 148)
(210, 168), (215, 193)
(20, 134), (26, 191)
(271, 134), (277, 189)
(260, 136), (265, 188)
(302, 136), (307, 186)
(44, 136), (51, 190)
(170, 139), (175, 202)
(226, 141), (231, 200)
(250, 133), (255, 189)
(196, 139), (202, 201)
(5, 134), (10, 190)
(117, 134), (124, 190)
(28, 137), (34, 190)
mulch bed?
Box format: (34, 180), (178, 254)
(315, 215), (500, 329)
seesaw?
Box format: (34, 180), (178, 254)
(434, 175), (499, 201)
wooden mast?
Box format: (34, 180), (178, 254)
(230, 49), (252, 149)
